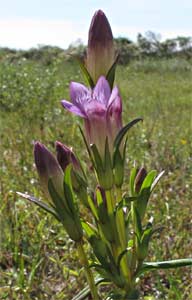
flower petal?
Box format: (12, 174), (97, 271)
(107, 95), (122, 127)
(108, 86), (119, 107)
(61, 100), (86, 117)
(85, 100), (106, 119)
(93, 76), (111, 106)
(70, 82), (89, 108)
(107, 92), (122, 144)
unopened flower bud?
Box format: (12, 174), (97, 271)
(34, 142), (63, 198)
(86, 10), (115, 83)
(135, 167), (147, 193)
(56, 141), (89, 207)
(55, 141), (80, 172)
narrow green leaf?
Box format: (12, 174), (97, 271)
(139, 227), (153, 258)
(133, 207), (142, 240)
(151, 170), (165, 192)
(134, 170), (157, 221)
(113, 147), (124, 186)
(122, 137), (127, 163)
(129, 167), (137, 196)
(91, 143), (104, 172)
(139, 258), (192, 275)
(106, 55), (119, 89)
(78, 125), (95, 167)
(48, 178), (68, 216)
(87, 195), (99, 220)
(114, 118), (143, 151)
(104, 137), (112, 169)
(75, 57), (94, 88)
(141, 227), (153, 244)
(82, 221), (97, 238)
(63, 164), (76, 215)
(117, 248), (130, 270)
(28, 257), (44, 286)
(89, 236), (110, 269)
(140, 170), (157, 193)
(16, 192), (59, 220)
(73, 170), (87, 188)
(96, 188), (103, 207)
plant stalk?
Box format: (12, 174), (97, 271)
(76, 240), (100, 300)
(116, 187), (132, 288)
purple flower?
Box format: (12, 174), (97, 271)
(34, 142), (64, 198)
(61, 76), (122, 157)
(86, 10), (115, 83)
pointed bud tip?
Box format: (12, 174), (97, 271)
(34, 141), (43, 151)
(55, 140), (68, 151)
(55, 141), (80, 172)
(55, 141), (71, 171)
(34, 141), (46, 166)
(89, 10), (113, 45)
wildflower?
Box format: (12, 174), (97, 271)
(86, 10), (115, 83)
(61, 76), (122, 158)
(34, 142), (63, 198)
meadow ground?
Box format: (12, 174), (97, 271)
(0, 56), (192, 299)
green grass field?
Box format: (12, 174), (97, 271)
(0, 55), (192, 299)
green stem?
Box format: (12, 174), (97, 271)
(130, 202), (137, 274)
(116, 187), (127, 247)
(116, 187), (132, 288)
(106, 188), (132, 290)
(76, 240), (100, 300)
(105, 189), (119, 259)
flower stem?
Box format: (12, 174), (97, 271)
(130, 202), (137, 274)
(76, 240), (100, 300)
(105, 189), (119, 259)
(116, 187), (127, 246)
(116, 187), (132, 287)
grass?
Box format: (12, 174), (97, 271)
(0, 56), (192, 299)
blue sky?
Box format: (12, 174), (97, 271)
(0, 0), (192, 49)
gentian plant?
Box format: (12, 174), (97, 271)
(18, 10), (192, 300)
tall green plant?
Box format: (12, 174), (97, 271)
(18, 10), (192, 300)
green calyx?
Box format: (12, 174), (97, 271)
(48, 165), (83, 242)
(91, 139), (114, 190)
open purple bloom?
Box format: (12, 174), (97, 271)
(61, 76), (122, 157)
